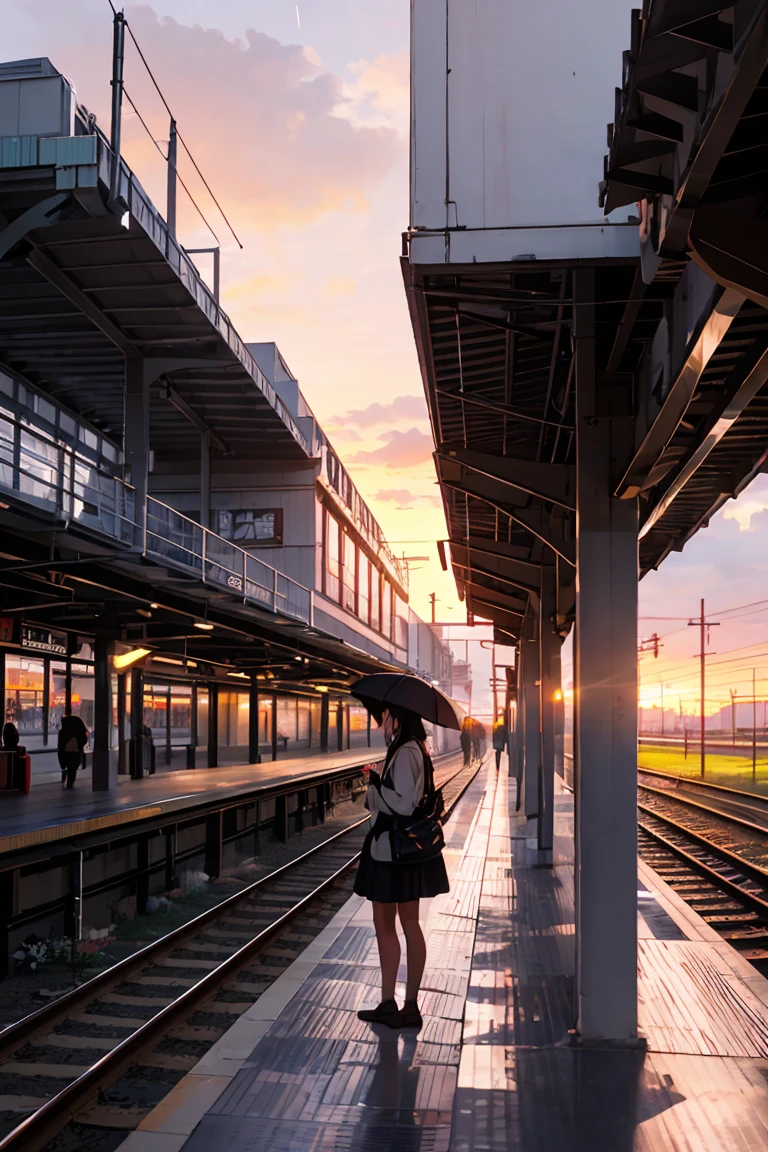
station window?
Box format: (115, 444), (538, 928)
(309, 699), (322, 748)
(369, 565), (380, 632)
(381, 577), (392, 642)
(349, 705), (370, 749)
(70, 663), (94, 731)
(258, 695), (273, 757)
(324, 511), (341, 602)
(358, 551), (370, 625)
(4, 655), (46, 749)
(394, 592), (409, 652)
(215, 509), (283, 545)
(342, 532), (356, 614)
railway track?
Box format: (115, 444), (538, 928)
(638, 773), (768, 965)
(0, 753), (481, 1152)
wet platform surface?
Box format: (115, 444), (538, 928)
(123, 762), (768, 1152)
(0, 748), (378, 855)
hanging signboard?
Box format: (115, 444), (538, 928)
(22, 625), (67, 655)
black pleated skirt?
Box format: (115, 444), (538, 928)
(353, 829), (450, 904)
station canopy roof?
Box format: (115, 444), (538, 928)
(0, 112), (309, 466)
(404, 3), (768, 645)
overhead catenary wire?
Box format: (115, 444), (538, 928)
(103, 0), (242, 248)
(122, 19), (243, 249)
(122, 89), (222, 244)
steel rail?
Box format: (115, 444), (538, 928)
(638, 766), (768, 810)
(0, 755), (481, 1152)
(637, 803), (768, 916)
(638, 782), (768, 839)
(1, 751), (467, 1052)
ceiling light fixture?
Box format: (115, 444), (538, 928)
(113, 647), (151, 670)
(150, 602), (160, 609)
(227, 671), (248, 679)
(194, 621), (214, 631)
(153, 656), (185, 666)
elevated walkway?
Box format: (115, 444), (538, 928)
(125, 761), (768, 1152)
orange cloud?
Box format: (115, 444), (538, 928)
(19, 2), (401, 235)
(348, 427), (434, 469)
(327, 394), (429, 429)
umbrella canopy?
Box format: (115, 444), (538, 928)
(350, 673), (464, 731)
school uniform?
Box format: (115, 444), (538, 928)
(353, 738), (449, 904)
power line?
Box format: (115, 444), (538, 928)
(122, 19), (243, 249)
(122, 87), (221, 244)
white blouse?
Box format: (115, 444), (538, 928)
(366, 739), (425, 862)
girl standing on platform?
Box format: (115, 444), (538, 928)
(354, 704), (449, 1029)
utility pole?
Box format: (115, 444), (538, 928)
(661, 681), (664, 738)
(730, 688), (737, 746)
(688, 599), (719, 779)
(429, 592), (437, 625)
(753, 668), (757, 786)
(167, 118), (177, 238)
(637, 633), (661, 739)
(109, 8), (126, 205)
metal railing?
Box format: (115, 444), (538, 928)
(143, 499), (311, 623)
(0, 409), (135, 544)
(0, 403), (313, 627)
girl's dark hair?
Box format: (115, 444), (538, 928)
(383, 704), (427, 769)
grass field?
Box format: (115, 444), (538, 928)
(638, 743), (768, 793)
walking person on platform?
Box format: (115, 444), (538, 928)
(493, 714), (508, 771)
(354, 704), (449, 1030)
(460, 716), (472, 767)
(58, 713), (88, 789)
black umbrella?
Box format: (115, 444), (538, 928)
(350, 673), (464, 731)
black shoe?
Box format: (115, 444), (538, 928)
(400, 1000), (423, 1029)
(357, 999), (401, 1027)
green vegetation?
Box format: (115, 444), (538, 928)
(639, 743), (768, 794)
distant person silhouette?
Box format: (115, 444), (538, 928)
(58, 714), (89, 789)
(2, 721), (19, 750)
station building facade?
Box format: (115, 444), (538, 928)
(0, 59), (452, 785)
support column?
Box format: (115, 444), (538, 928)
(248, 677), (260, 764)
(208, 682), (219, 768)
(521, 607), (541, 819)
(124, 357), (150, 542)
(164, 827), (177, 890)
(0, 869), (18, 979)
(130, 667), (144, 776)
(320, 694), (329, 753)
(136, 835), (150, 915)
(271, 693), (278, 761)
(513, 653), (523, 808)
(205, 812), (223, 879)
(92, 636), (115, 791)
(200, 429), (211, 530)
(574, 267), (639, 1044)
(538, 560), (559, 854)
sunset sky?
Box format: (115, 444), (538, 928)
(6, 0), (768, 712)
